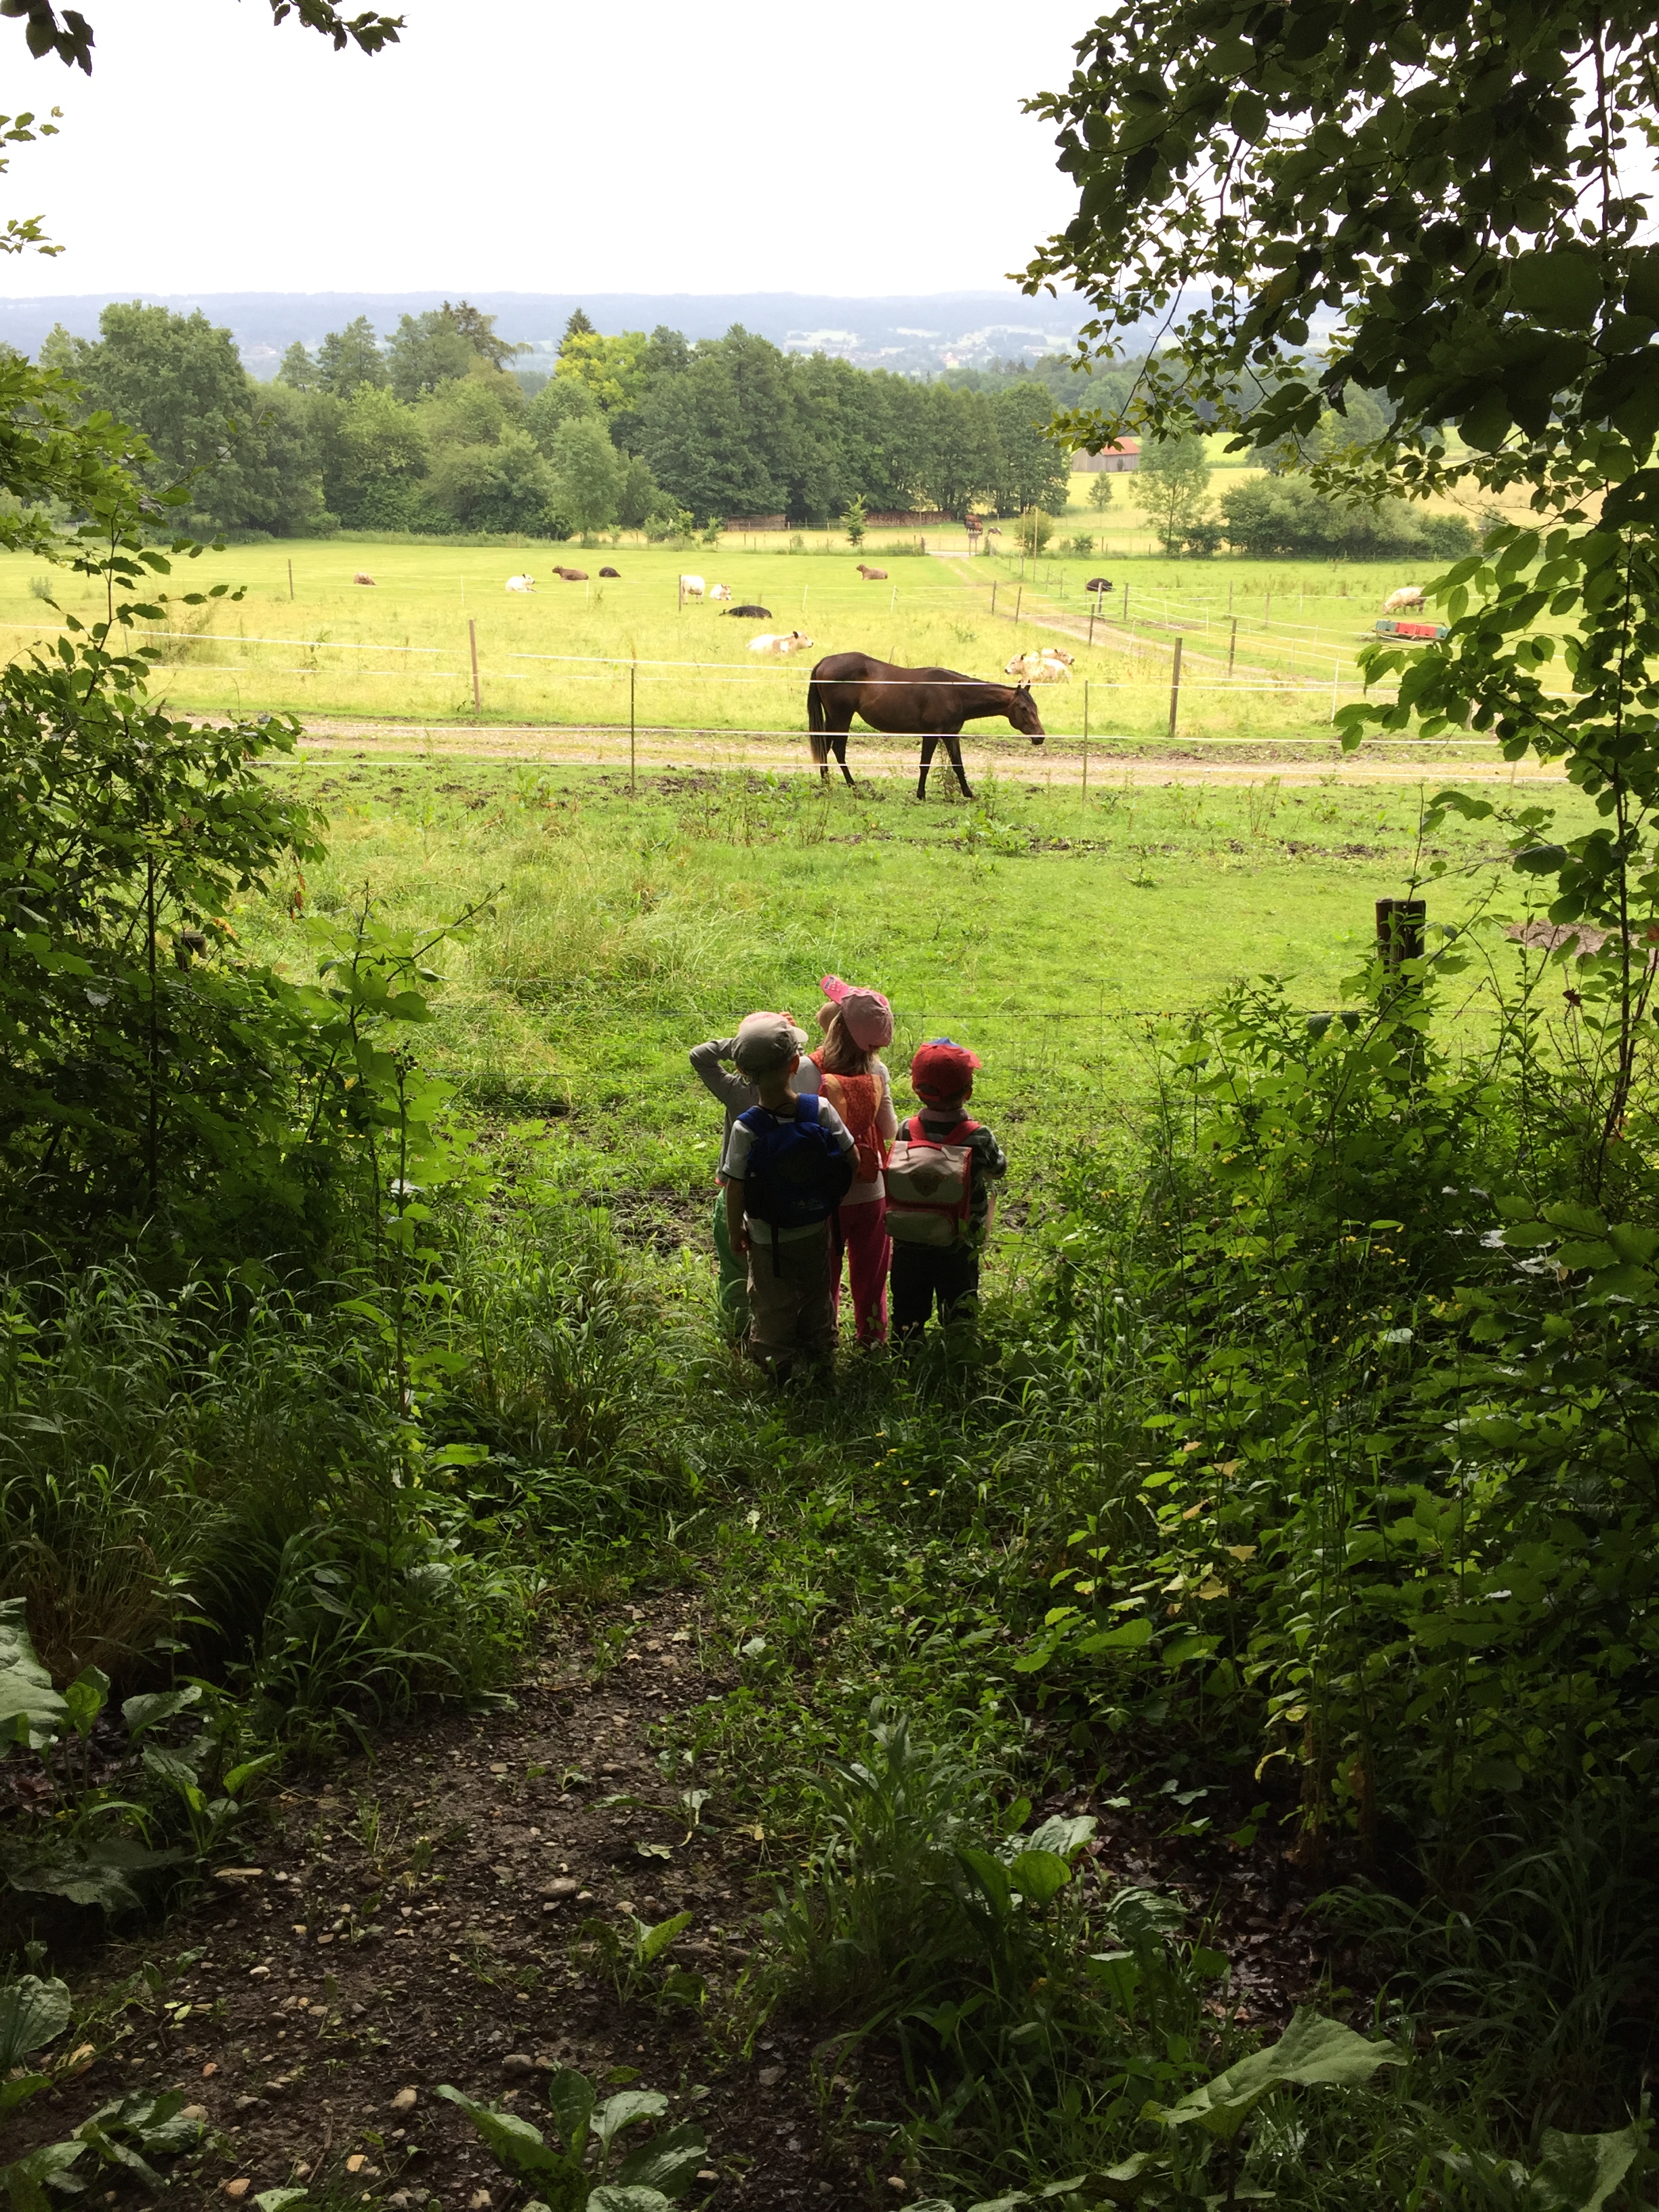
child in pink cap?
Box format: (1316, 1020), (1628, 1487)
(796, 975), (898, 1345)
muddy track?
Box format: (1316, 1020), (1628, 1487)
(14, 1577), (1347, 2212)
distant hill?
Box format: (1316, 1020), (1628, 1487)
(0, 289), (1092, 380)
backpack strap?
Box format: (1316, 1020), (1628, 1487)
(798, 1093), (821, 1127)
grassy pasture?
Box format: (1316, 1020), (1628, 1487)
(243, 753), (1601, 1223)
(0, 538), (1491, 755)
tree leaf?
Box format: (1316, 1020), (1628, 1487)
(1508, 248), (1603, 328)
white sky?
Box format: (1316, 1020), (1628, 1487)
(0, 0), (1090, 295)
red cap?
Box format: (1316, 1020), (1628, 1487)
(911, 1038), (981, 1101)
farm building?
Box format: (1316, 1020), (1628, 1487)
(1072, 439), (1141, 472)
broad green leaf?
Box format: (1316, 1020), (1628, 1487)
(0, 1975), (70, 2068)
(1024, 1814), (1097, 1860)
(1153, 2008), (1404, 2139)
(1528, 2121), (1645, 2212)
(1104, 1887), (1186, 1956)
(0, 1599), (66, 1735)
(120, 1686), (201, 1738)
(1160, 1632), (1220, 1668)
(222, 1752), (280, 1797)
(586, 2189), (678, 2212)
(957, 1845), (1013, 1917)
(592, 2088), (670, 2151)
(434, 2087), (563, 2177)
(1, 2135), (87, 2212)
(635, 1910), (692, 1966)
(63, 1666), (109, 1740)
(0, 2074), (49, 2116)
(1077, 1616), (1154, 1655)
(1508, 247), (1603, 327)
(611, 2121), (708, 2198)
(546, 2070), (598, 2152)
(1006, 1848), (1073, 1906)
(1086, 1950), (1142, 2007)
(254, 2192), (311, 2211)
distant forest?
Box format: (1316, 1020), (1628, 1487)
(35, 300), (1105, 541)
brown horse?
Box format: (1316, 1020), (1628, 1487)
(806, 651), (1045, 798)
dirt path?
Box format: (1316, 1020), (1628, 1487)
(14, 1576), (1345, 2212)
(16, 1594), (890, 2211)
(279, 717), (1564, 790)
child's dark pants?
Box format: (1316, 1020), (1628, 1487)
(890, 1242), (980, 1337)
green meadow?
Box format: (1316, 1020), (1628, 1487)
(0, 535), (1459, 752)
(244, 751), (1600, 1225)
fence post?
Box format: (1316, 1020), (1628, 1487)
(468, 617), (481, 714)
(287, 558), (294, 602)
(1082, 679), (1090, 805)
(1014, 583), (1023, 623)
(629, 660), (637, 796)
(1228, 616), (1237, 676)
(1168, 634), (1183, 741)
(1376, 896), (1425, 971)
(991, 581), (998, 617)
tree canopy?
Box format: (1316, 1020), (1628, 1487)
(4, 0), (402, 75)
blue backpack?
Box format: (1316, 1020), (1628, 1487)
(737, 1094), (854, 1269)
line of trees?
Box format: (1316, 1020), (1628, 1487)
(37, 301), (1076, 541)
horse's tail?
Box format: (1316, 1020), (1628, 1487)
(806, 677), (827, 766)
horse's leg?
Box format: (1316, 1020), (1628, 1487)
(946, 729), (974, 800)
(836, 732), (855, 785)
(917, 733), (939, 799)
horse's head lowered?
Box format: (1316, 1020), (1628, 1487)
(1008, 682), (1045, 743)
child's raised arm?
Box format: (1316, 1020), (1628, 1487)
(689, 1037), (754, 1114)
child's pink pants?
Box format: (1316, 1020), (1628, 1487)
(834, 1196), (890, 1345)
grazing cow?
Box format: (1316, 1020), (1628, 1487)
(722, 603), (772, 618)
(856, 563), (888, 580)
(1084, 575), (1113, 594)
(1382, 586), (1425, 613)
(1005, 649), (1073, 683)
(599, 567), (621, 578)
(679, 574), (706, 600)
(353, 572), (376, 586)
(505, 573), (535, 593)
(554, 566), (589, 582)
(708, 582), (733, 602)
(748, 630), (815, 656)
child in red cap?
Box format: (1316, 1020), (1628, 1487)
(886, 1038), (1007, 1339)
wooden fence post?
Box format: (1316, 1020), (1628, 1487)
(468, 617), (481, 714)
(287, 558), (294, 602)
(1228, 616), (1237, 676)
(1168, 634), (1183, 741)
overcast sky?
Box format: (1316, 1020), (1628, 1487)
(0, 0), (1092, 298)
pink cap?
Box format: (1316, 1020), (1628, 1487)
(820, 973), (893, 1052)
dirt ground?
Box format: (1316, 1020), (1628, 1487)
(12, 1595), (1335, 2211)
